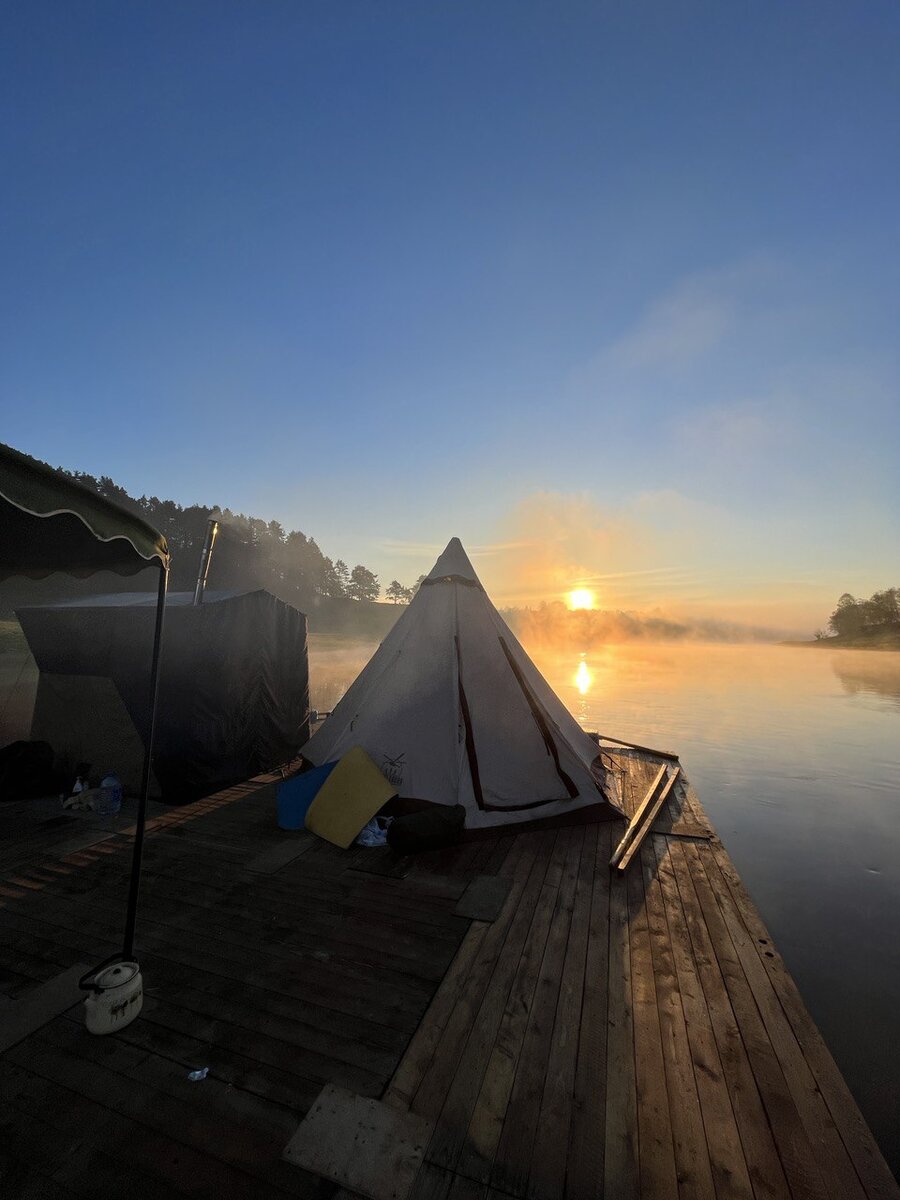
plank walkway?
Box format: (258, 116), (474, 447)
(0, 756), (896, 1199)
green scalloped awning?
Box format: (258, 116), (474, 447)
(0, 443), (169, 580)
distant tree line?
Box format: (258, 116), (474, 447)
(385, 575), (427, 604)
(821, 588), (900, 639)
(51, 465), (419, 610)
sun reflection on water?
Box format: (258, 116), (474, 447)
(575, 658), (592, 695)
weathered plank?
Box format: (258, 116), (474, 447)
(426, 833), (562, 1172)
(710, 840), (900, 1200)
(626, 847), (679, 1199)
(683, 841), (841, 1200)
(603, 865), (638, 1199)
(564, 823), (612, 1200)
(616, 768), (681, 873)
(489, 828), (583, 1198)
(609, 764), (667, 867)
(650, 834), (755, 1200)
(454, 864), (559, 1183)
(639, 839), (716, 1200)
(528, 824), (596, 1200)
(0, 963), (88, 1053)
(283, 1084), (433, 1200)
(667, 837), (793, 1200)
(454, 875), (514, 922)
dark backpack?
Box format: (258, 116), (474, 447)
(0, 740), (56, 801)
(386, 804), (466, 855)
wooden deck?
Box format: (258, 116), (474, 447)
(0, 755), (896, 1199)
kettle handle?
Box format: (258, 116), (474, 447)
(79, 953), (126, 994)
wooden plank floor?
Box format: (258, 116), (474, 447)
(385, 752), (898, 1200)
(0, 756), (896, 1199)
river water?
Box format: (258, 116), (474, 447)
(309, 637), (900, 1178)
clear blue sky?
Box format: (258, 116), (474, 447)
(2, 2), (898, 627)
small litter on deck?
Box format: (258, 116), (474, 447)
(187, 1067), (209, 1082)
(355, 816), (393, 847)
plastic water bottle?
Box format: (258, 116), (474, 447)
(98, 774), (123, 816)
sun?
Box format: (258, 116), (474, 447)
(568, 588), (595, 611)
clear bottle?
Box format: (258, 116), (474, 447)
(98, 774), (123, 816)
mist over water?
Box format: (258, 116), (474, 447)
(309, 636), (900, 1176)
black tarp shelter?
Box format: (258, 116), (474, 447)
(0, 442), (169, 961)
(17, 590), (310, 802)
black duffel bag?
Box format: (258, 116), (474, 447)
(386, 804), (466, 855)
(0, 740), (56, 801)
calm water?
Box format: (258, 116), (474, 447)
(310, 637), (900, 1177)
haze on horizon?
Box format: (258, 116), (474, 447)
(2, 2), (898, 637)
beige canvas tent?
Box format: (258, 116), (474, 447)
(303, 538), (622, 829)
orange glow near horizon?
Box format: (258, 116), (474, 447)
(569, 588), (596, 610)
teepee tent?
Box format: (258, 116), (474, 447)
(303, 538), (622, 829)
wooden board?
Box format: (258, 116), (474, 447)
(245, 837), (315, 874)
(453, 875), (513, 922)
(616, 768), (681, 873)
(283, 1084), (434, 1200)
(609, 764), (667, 867)
(305, 747), (397, 849)
(0, 962), (88, 1052)
(0, 753), (896, 1200)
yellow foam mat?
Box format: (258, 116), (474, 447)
(304, 746), (397, 849)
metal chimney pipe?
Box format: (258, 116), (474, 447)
(193, 518), (220, 605)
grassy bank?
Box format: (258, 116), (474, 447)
(785, 630), (900, 650)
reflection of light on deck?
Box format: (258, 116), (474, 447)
(575, 659), (592, 695)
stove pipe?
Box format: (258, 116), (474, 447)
(193, 518), (220, 605)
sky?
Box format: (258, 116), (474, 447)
(2, 1), (899, 632)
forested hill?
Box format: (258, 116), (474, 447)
(1, 450), (406, 635)
(802, 587), (900, 649)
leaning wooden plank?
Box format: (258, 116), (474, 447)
(616, 767), (681, 873)
(609, 764), (667, 867)
(283, 1084), (433, 1200)
(0, 962), (88, 1052)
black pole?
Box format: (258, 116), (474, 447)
(192, 518), (219, 605)
(122, 563), (168, 960)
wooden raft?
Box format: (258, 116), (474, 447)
(0, 757), (895, 1199)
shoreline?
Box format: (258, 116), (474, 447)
(782, 633), (900, 651)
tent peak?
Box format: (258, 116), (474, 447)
(426, 538), (481, 585)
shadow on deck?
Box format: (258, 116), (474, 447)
(0, 757), (895, 1199)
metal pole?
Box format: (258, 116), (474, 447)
(193, 518), (219, 605)
(122, 563), (168, 960)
